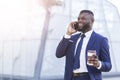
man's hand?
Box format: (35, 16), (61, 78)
(88, 54), (100, 67)
(66, 22), (78, 35)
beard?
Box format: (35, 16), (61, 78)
(77, 23), (90, 32)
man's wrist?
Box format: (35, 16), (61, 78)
(66, 32), (72, 35)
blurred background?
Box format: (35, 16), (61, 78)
(0, 0), (120, 80)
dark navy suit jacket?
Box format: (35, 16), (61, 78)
(56, 31), (112, 80)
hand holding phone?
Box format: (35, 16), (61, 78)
(73, 22), (79, 30)
(66, 22), (78, 35)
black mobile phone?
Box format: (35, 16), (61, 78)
(73, 22), (79, 30)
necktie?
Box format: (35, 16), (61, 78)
(73, 34), (85, 70)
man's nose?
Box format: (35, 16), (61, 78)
(78, 19), (82, 23)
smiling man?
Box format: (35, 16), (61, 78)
(56, 10), (112, 80)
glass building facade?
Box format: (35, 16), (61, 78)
(0, 0), (120, 80)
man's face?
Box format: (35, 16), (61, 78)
(77, 12), (92, 32)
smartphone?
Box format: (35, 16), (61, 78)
(73, 22), (79, 30)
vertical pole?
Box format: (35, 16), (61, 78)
(34, 9), (50, 80)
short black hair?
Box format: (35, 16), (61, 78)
(80, 10), (94, 16)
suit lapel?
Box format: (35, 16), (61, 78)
(70, 33), (81, 56)
(86, 31), (97, 50)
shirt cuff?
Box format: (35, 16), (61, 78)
(64, 34), (71, 39)
(97, 61), (102, 69)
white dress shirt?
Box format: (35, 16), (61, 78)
(73, 30), (93, 73)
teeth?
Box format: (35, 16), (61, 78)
(78, 23), (82, 26)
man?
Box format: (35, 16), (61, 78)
(56, 10), (112, 80)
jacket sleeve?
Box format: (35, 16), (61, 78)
(56, 37), (72, 58)
(99, 38), (112, 72)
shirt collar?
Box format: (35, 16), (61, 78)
(80, 30), (93, 37)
